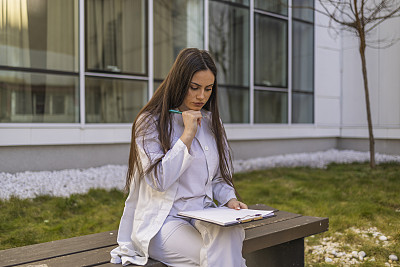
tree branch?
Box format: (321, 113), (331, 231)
(365, 7), (400, 33)
(366, 36), (400, 49)
(317, 0), (357, 28)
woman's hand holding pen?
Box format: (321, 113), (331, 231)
(180, 110), (203, 150)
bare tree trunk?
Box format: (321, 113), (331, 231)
(358, 38), (376, 168)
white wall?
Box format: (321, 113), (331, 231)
(314, 1), (342, 129)
(341, 15), (400, 139)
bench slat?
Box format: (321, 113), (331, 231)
(243, 215), (329, 254)
(0, 231), (118, 266)
(244, 210), (301, 230)
(16, 246), (165, 267)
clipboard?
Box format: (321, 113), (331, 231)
(178, 207), (276, 226)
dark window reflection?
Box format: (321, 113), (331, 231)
(0, 0), (78, 72)
(209, 1), (249, 123)
(85, 77), (147, 123)
(0, 71), (79, 123)
(154, 0), (203, 80)
(209, 1), (249, 87)
(292, 21), (314, 92)
(255, 14), (288, 87)
(255, 0), (288, 16)
(218, 86), (249, 123)
(86, 0), (147, 75)
(254, 90), (287, 123)
(292, 92), (313, 123)
(292, 0), (314, 23)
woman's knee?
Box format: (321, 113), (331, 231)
(149, 219), (202, 266)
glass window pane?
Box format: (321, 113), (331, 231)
(255, 0), (288, 16)
(86, 0), (147, 75)
(209, 1), (249, 87)
(255, 14), (288, 87)
(85, 77), (147, 123)
(222, 0), (249, 6)
(154, 0), (203, 80)
(0, 0), (78, 72)
(0, 71), (79, 123)
(218, 86), (249, 123)
(292, 21), (313, 92)
(154, 81), (162, 92)
(292, 0), (314, 23)
(254, 90), (287, 123)
(292, 92), (313, 123)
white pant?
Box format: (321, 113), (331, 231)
(148, 217), (247, 267)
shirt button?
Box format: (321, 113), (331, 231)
(204, 146), (209, 151)
(209, 176), (213, 180)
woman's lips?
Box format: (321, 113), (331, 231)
(193, 102), (204, 107)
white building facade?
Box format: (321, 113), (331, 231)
(0, 0), (399, 173)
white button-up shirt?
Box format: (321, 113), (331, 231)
(110, 110), (236, 266)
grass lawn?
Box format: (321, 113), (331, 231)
(1, 162), (399, 266)
(234, 162), (400, 266)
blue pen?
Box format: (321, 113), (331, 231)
(168, 109), (207, 118)
(169, 109), (207, 118)
(168, 109), (182, 114)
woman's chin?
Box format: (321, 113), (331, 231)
(190, 106), (203, 111)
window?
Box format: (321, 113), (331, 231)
(0, 0), (315, 126)
(254, 90), (287, 123)
(254, 6), (288, 124)
(85, 77), (147, 123)
(0, 0), (79, 123)
(0, 70), (79, 123)
(255, 0), (287, 16)
(154, 0), (203, 81)
(85, 0), (148, 123)
(292, 0), (314, 22)
(0, 0), (78, 72)
(255, 14), (287, 88)
(292, 0), (314, 123)
(224, 0), (249, 6)
(292, 92), (313, 123)
(86, 0), (147, 75)
(209, 0), (250, 123)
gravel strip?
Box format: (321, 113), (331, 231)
(1, 149), (399, 200)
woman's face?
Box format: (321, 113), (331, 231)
(179, 69), (214, 111)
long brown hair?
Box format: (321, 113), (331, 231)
(125, 48), (234, 194)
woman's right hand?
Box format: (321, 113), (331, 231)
(180, 110), (203, 150)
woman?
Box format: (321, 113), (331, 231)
(110, 48), (248, 267)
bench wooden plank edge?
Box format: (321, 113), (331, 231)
(243, 216), (329, 254)
(0, 231), (118, 266)
(15, 246), (165, 267)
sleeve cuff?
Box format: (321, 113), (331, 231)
(219, 190), (237, 207)
(164, 138), (193, 161)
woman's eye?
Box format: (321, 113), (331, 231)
(205, 88), (212, 91)
(190, 87), (198, 90)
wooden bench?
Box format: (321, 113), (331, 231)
(0, 204), (328, 267)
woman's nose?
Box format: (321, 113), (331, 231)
(197, 89), (205, 99)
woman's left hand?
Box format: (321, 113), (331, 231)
(226, 198), (248, 210)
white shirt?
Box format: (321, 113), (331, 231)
(110, 110), (236, 266)
(169, 112), (228, 217)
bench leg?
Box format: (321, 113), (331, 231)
(244, 238), (304, 267)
